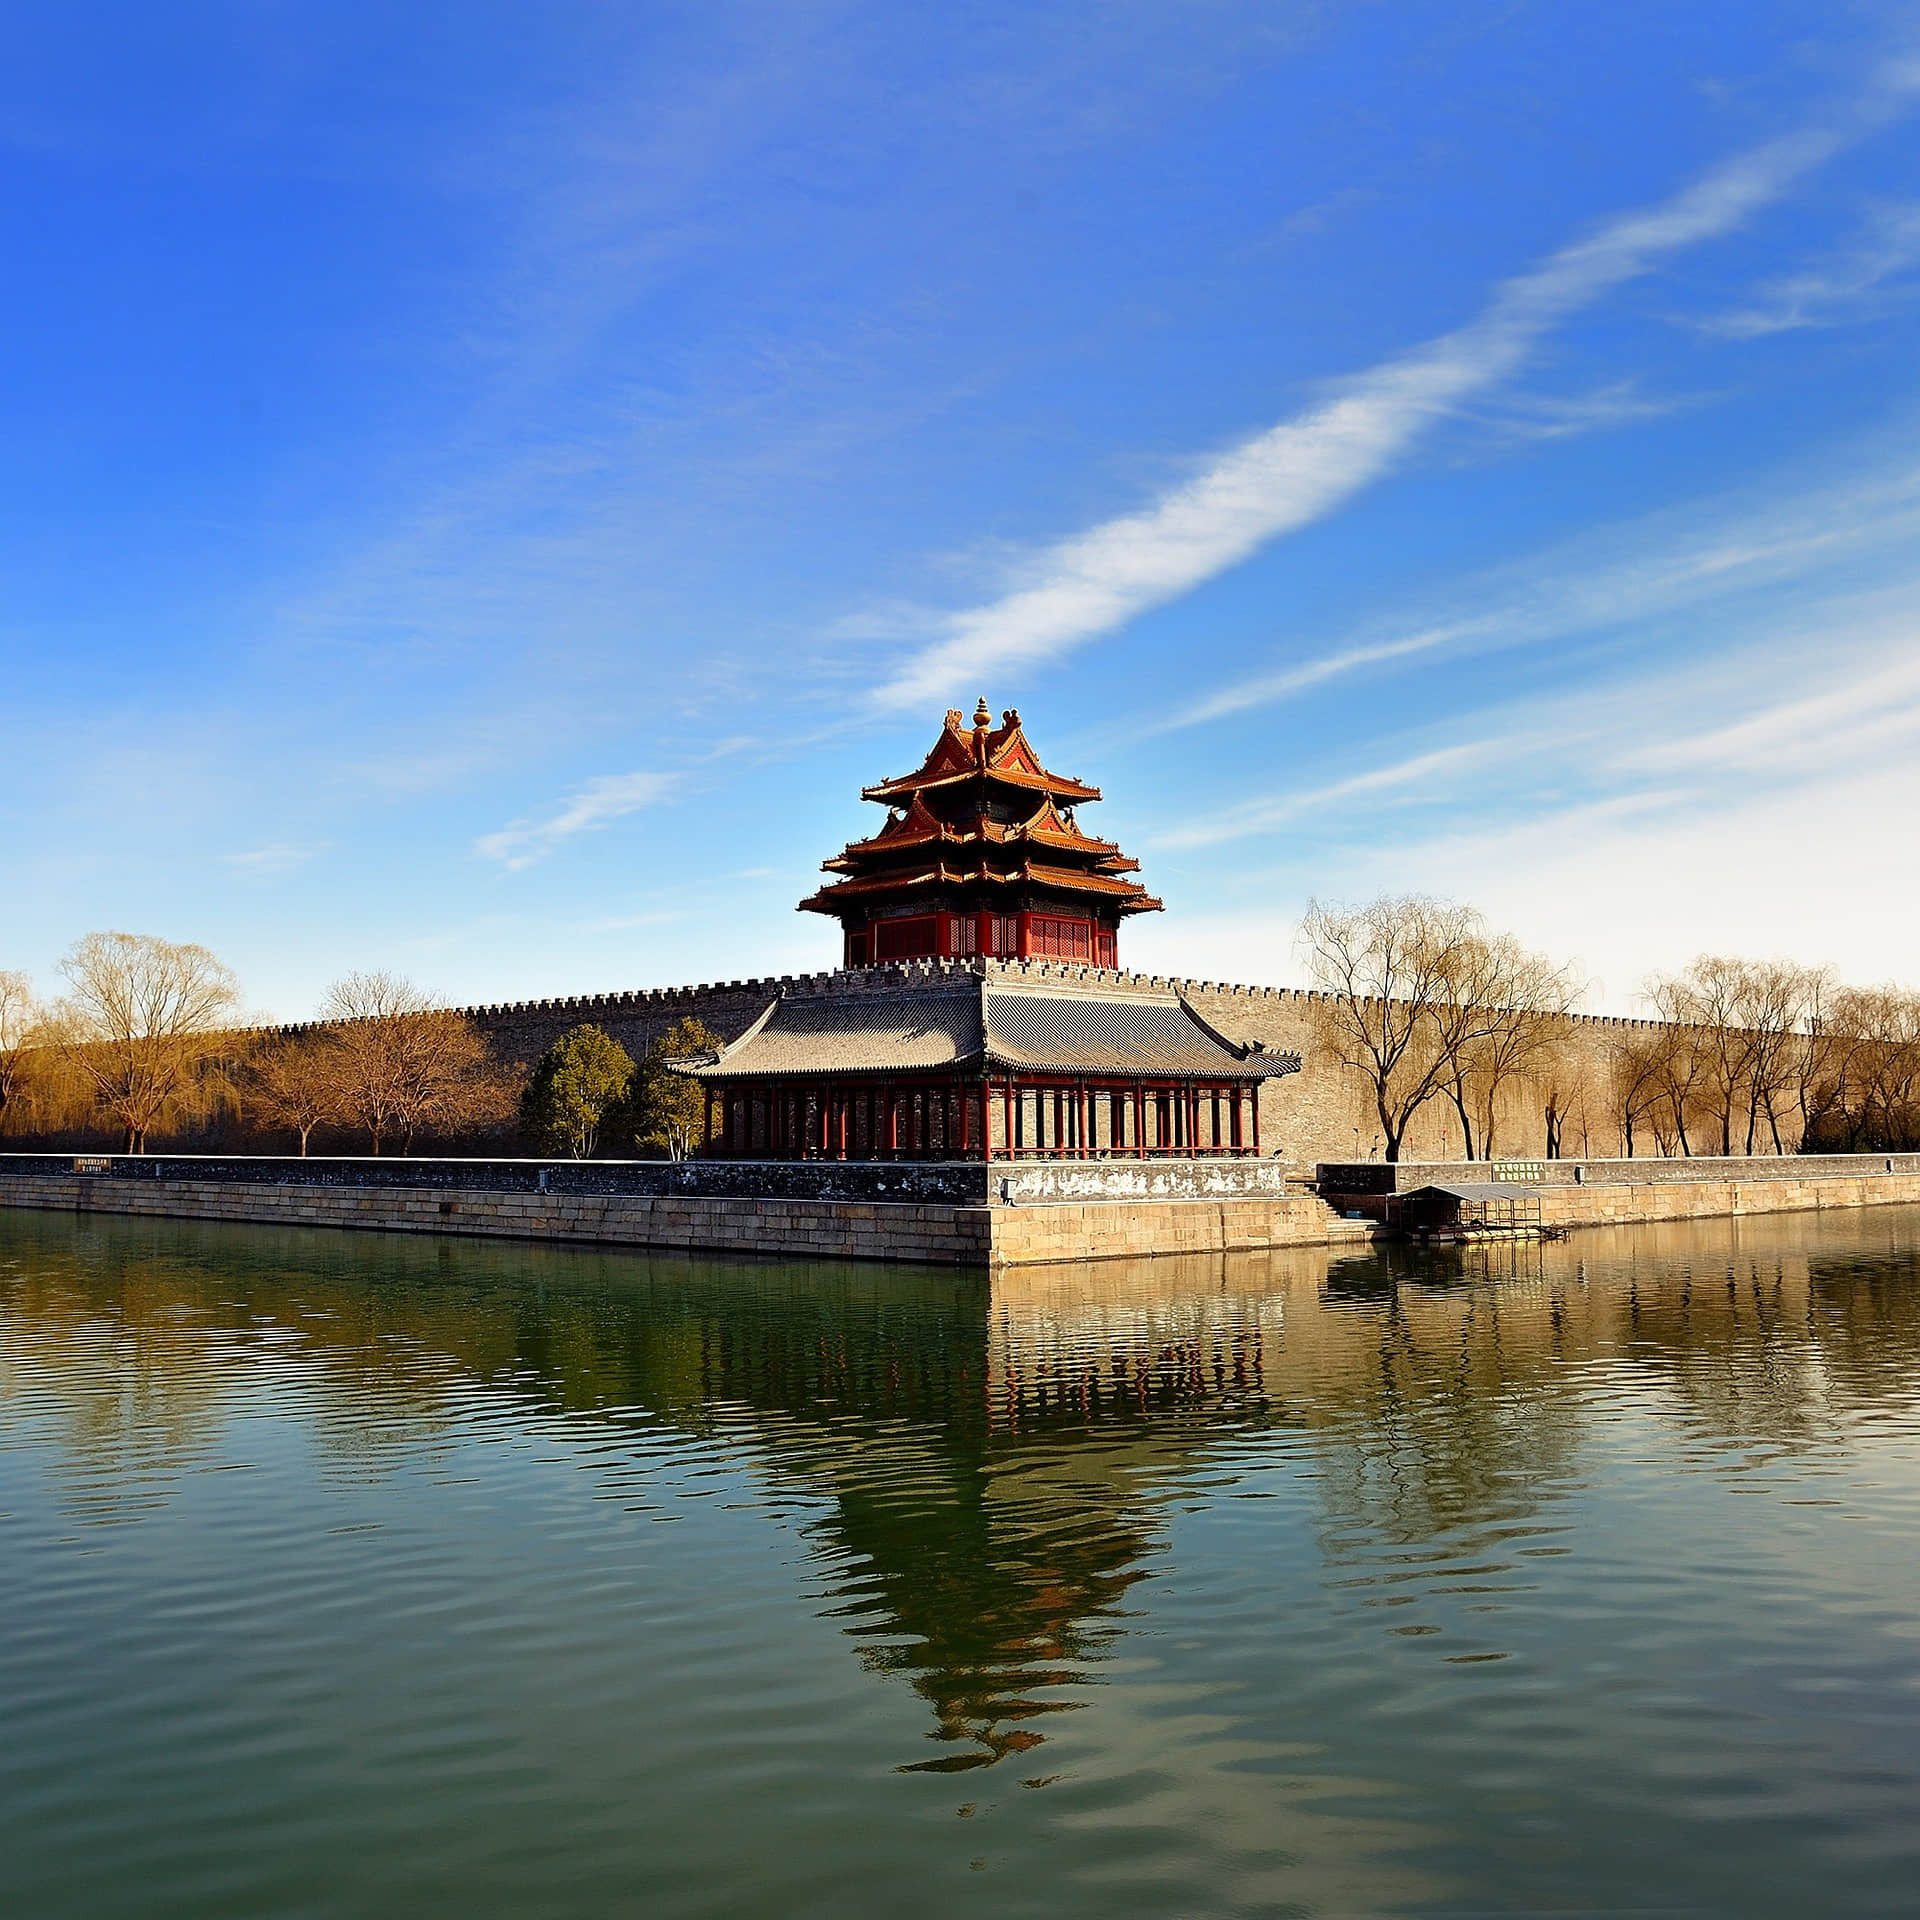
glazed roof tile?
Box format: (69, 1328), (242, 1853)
(798, 859), (1162, 912)
(984, 989), (1296, 1078)
(674, 977), (1301, 1082)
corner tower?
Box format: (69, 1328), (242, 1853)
(799, 700), (1163, 968)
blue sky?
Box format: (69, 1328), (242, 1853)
(5, 1), (1918, 1018)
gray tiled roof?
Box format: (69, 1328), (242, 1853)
(983, 989), (1296, 1079)
(678, 977), (1299, 1082)
(681, 984), (983, 1080)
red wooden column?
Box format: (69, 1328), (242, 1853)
(1002, 1082), (1015, 1159)
(702, 1091), (715, 1154)
(980, 1082), (992, 1163)
(1134, 1083), (1146, 1158)
(1251, 1086), (1262, 1155)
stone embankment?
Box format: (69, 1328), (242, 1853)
(1316, 1154), (1920, 1232)
(0, 1154), (1371, 1268)
(6, 1152), (1918, 1268)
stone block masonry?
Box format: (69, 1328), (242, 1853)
(1318, 1153), (1920, 1191)
(0, 1171), (997, 1266)
(8, 1151), (1918, 1269)
(0, 1157), (1370, 1267)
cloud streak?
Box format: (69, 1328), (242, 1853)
(1156, 453), (1920, 731)
(1152, 738), (1523, 850)
(475, 771), (678, 870)
(219, 842), (324, 878)
(1700, 199), (1920, 338)
(1151, 589), (1920, 855)
(871, 118), (1865, 710)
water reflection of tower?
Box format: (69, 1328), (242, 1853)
(22, 1212), (1920, 1780)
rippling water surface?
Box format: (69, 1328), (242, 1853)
(4, 1206), (1920, 1916)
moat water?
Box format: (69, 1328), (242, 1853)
(3, 1206), (1920, 1917)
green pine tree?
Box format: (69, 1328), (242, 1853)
(606, 1016), (723, 1159)
(518, 1025), (636, 1159)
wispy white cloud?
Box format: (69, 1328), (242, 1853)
(1469, 377), (1708, 442)
(869, 113), (1875, 710)
(1152, 738), (1523, 850)
(1133, 597), (1920, 997)
(1154, 588), (1920, 855)
(1699, 200), (1920, 338)
(1132, 758), (1920, 1007)
(1614, 641), (1920, 777)
(219, 842), (323, 877)
(475, 771), (678, 870)
(1156, 454), (1920, 731)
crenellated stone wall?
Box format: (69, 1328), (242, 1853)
(438, 958), (1675, 1168)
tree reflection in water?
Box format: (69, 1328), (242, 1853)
(3, 1206), (1919, 1776)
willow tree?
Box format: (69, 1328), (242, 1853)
(52, 932), (241, 1152)
(0, 970), (40, 1133)
(1819, 985), (1920, 1151)
(1433, 933), (1581, 1160)
(1609, 1032), (1668, 1158)
(1299, 896), (1491, 1163)
(1646, 957), (1829, 1155)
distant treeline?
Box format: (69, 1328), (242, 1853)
(0, 934), (714, 1160)
(1298, 898), (1918, 1162)
(3, 914), (1916, 1161)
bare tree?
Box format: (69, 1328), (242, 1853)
(1641, 958), (1835, 1156)
(1649, 1020), (1707, 1157)
(247, 1032), (342, 1155)
(319, 973), (507, 1154)
(1299, 897), (1492, 1163)
(1430, 929), (1506, 1160)
(1609, 1031), (1667, 1158)
(1648, 959), (1758, 1156)
(0, 970), (40, 1132)
(1821, 985), (1920, 1151)
(51, 933), (242, 1152)
(1737, 962), (1812, 1154)
(1461, 938), (1582, 1160)
(1792, 966), (1844, 1149)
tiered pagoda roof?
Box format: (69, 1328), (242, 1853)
(798, 700), (1163, 927)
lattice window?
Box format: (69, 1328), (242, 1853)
(874, 916), (940, 960)
(1030, 915), (1093, 959)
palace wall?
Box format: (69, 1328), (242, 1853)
(449, 958), (1682, 1168)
